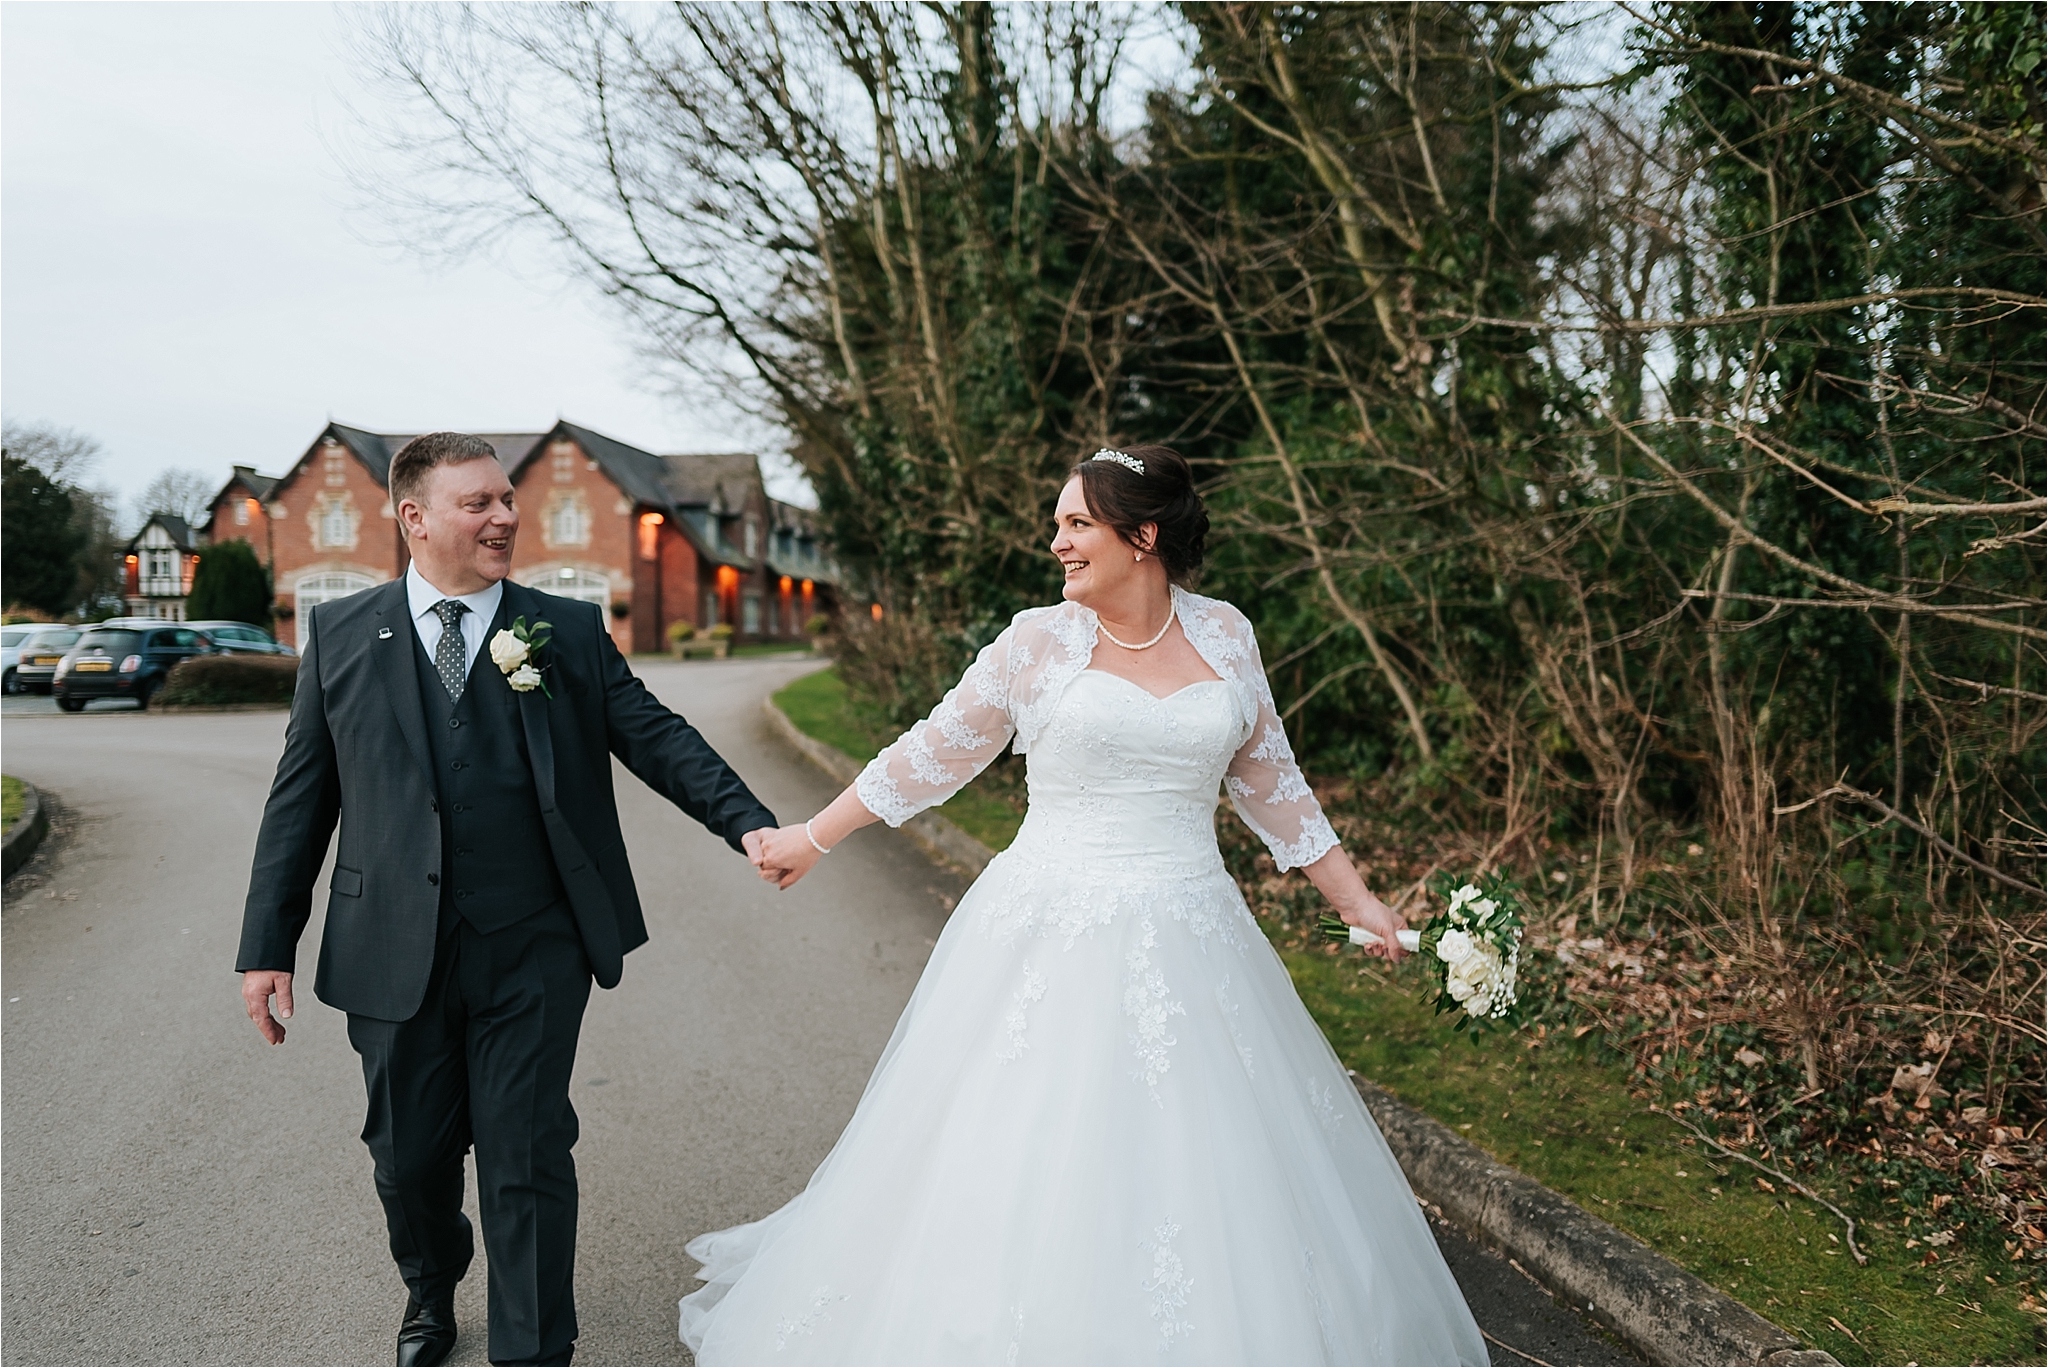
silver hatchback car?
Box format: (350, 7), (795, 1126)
(11, 625), (82, 695)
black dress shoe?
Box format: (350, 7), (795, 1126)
(396, 1294), (457, 1367)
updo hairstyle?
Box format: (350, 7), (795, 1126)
(1071, 444), (1208, 587)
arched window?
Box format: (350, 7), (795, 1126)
(524, 567), (612, 628)
(294, 572), (375, 645)
(295, 572), (374, 612)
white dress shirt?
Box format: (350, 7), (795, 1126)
(405, 563), (504, 677)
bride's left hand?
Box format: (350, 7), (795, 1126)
(1337, 893), (1409, 962)
(1302, 846), (1408, 962)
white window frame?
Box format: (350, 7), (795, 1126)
(294, 571), (375, 644)
(550, 498), (590, 547)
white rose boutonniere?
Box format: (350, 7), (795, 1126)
(497, 615), (553, 696)
(489, 629), (529, 673)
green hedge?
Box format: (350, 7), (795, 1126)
(157, 653), (298, 707)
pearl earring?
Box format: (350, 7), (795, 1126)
(1134, 552), (1143, 562)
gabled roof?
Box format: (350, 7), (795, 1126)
(661, 451), (761, 513)
(549, 420), (681, 517)
(126, 513), (197, 554)
(302, 423), (550, 489)
(208, 464), (281, 515)
(509, 421), (760, 569)
(763, 498), (837, 582)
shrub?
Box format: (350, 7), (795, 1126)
(185, 540), (271, 625)
(157, 652), (298, 707)
(707, 623), (735, 640)
(805, 613), (831, 636)
(667, 620), (697, 642)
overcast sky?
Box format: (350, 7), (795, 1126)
(3, 2), (786, 521)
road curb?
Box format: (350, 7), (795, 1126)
(1353, 1076), (1837, 1367)
(761, 697), (997, 874)
(3, 780), (50, 879)
(151, 702), (293, 713)
(761, 693), (1835, 1367)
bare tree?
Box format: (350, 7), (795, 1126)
(2, 418), (103, 482)
(134, 468), (215, 531)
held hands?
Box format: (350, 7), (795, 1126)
(242, 970), (294, 1044)
(747, 823), (824, 891)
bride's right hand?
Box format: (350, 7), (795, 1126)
(751, 823), (824, 890)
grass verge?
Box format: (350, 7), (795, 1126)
(2, 775), (23, 832)
(1287, 946), (2040, 1366)
(771, 665), (2043, 1365)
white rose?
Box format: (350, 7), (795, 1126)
(508, 662), (543, 692)
(490, 629), (528, 672)
(1447, 884), (1482, 912)
(1434, 928), (1476, 966)
(1471, 898), (1498, 920)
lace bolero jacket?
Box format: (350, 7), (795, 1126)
(853, 586), (1343, 871)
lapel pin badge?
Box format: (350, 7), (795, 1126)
(378, 627), (394, 640)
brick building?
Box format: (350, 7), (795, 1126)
(203, 420), (834, 652)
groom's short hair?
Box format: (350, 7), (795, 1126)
(389, 432), (500, 512)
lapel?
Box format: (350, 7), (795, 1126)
(372, 580), (435, 789)
(499, 580), (561, 815)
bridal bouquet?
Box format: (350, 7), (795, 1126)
(1321, 874), (1527, 1032)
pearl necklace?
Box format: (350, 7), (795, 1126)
(1098, 601), (1176, 651)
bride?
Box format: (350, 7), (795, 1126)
(682, 445), (1486, 1365)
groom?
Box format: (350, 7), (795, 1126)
(236, 432), (780, 1367)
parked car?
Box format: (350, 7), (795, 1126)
(1, 624), (56, 694)
(52, 624), (217, 711)
(13, 626), (85, 694)
(185, 621), (296, 657)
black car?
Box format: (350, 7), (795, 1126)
(53, 625), (216, 711)
(186, 621), (296, 657)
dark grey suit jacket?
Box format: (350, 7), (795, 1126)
(236, 577), (776, 1021)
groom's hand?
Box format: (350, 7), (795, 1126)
(242, 970), (294, 1045)
(750, 824), (823, 891)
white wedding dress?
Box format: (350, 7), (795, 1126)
(680, 588), (1486, 1365)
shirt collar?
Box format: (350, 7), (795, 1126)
(405, 562), (505, 626)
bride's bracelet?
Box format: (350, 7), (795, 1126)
(804, 819), (833, 855)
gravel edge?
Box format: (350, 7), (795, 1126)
(760, 694), (1837, 1367)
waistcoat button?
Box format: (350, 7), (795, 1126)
(448, 717), (462, 729)
(427, 873), (439, 886)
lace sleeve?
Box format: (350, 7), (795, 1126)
(1220, 614), (1341, 872)
(854, 631), (1018, 827)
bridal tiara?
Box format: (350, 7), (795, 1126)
(1092, 448), (1145, 475)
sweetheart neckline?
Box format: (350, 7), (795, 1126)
(1078, 668), (1230, 703)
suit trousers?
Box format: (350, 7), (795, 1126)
(347, 901), (591, 1366)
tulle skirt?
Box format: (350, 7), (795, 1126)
(679, 844), (1487, 1365)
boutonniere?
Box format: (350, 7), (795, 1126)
(490, 616), (553, 696)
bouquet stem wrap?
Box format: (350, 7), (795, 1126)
(1321, 875), (1528, 1035)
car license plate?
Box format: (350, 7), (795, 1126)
(72, 661), (112, 672)
(30, 656), (60, 666)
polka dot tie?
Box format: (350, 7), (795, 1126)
(432, 599), (470, 703)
